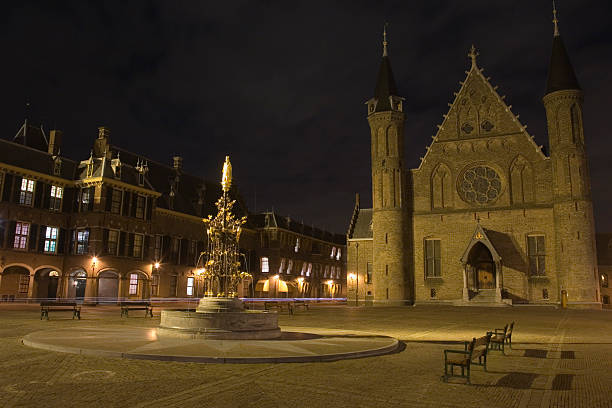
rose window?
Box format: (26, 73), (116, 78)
(458, 165), (502, 204)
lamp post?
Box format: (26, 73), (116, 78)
(355, 242), (359, 306)
(152, 262), (160, 297)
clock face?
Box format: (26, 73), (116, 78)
(458, 165), (502, 205)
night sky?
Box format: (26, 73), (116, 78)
(1, 1), (611, 234)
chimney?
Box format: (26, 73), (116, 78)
(173, 156), (183, 171)
(48, 129), (63, 155)
(98, 126), (110, 139)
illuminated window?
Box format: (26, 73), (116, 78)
(129, 273), (138, 295)
(330, 247), (336, 259)
(527, 235), (546, 276)
(287, 260), (293, 274)
(336, 248), (342, 261)
(133, 234), (144, 258)
(135, 195), (145, 219)
(111, 188), (122, 214)
(261, 257), (269, 273)
(19, 274), (30, 293)
(300, 262), (307, 276)
(187, 277), (195, 296)
(425, 239), (441, 278)
(19, 178), (35, 206)
(294, 238), (300, 253)
(366, 262), (372, 284)
(76, 229), (89, 254)
(107, 230), (119, 255)
(602, 273), (609, 288)
(44, 227), (58, 253)
(306, 263), (312, 277)
(50, 186), (63, 211)
(13, 222), (30, 249)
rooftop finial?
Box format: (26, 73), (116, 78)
(382, 23), (389, 57)
(468, 44), (479, 68)
(552, 0), (560, 36)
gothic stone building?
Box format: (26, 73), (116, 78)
(347, 21), (601, 308)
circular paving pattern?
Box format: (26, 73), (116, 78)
(22, 326), (400, 363)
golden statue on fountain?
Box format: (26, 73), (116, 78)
(159, 156), (280, 337)
(200, 156), (250, 298)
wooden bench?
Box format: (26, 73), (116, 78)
(120, 301), (153, 318)
(293, 300), (309, 312)
(264, 301), (294, 315)
(488, 321), (514, 354)
(442, 334), (491, 384)
(40, 302), (81, 320)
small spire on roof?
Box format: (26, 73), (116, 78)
(468, 44), (479, 68)
(552, 0), (560, 36)
(382, 23), (389, 57)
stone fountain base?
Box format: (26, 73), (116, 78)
(158, 297), (281, 340)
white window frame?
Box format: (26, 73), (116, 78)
(76, 229), (89, 254)
(50, 185), (63, 211)
(44, 227), (59, 253)
(128, 273), (138, 295)
(19, 178), (35, 206)
(13, 222), (30, 250)
(186, 277), (195, 296)
(261, 257), (269, 273)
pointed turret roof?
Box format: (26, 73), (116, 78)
(545, 3), (580, 94)
(373, 25), (398, 112)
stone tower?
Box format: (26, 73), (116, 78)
(543, 7), (600, 307)
(365, 28), (410, 305)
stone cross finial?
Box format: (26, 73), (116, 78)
(468, 44), (479, 68)
(552, 0), (560, 36)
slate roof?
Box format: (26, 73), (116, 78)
(546, 35), (581, 94)
(249, 211), (346, 245)
(0, 138), (78, 180)
(348, 208), (372, 240)
(373, 56), (398, 112)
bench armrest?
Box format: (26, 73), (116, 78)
(444, 350), (469, 356)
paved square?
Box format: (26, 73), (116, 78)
(1, 304), (611, 407)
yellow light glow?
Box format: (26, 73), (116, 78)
(154, 262), (161, 269)
(297, 277), (304, 283)
(92, 256), (98, 264)
(327, 280), (333, 286)
(348, 273), (356, 280)
(273, 274), (279, 280)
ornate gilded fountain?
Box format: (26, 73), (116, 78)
(158, 156), (280, 339)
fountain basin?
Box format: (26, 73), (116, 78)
(159, 308), (281, 340)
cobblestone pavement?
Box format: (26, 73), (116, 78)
(0, 303), (611, 408)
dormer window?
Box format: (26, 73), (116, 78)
(138, 172), (144, 186)
(86, 162), (94, 178)
(53, 157), (62, 176)
(294, 238), (300, 253)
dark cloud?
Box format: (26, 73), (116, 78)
(1, 0), (611, 233)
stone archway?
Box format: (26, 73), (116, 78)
(34, 268), (61, 300)
(466, 242), (496, 290)
(0, 266), (31, 301)
(97, 270), (119, 302)
(68, 270), (88, 300)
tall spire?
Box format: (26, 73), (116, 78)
(382, 23), (388, 57)
(373, 23), (398, 112)
(545, 1), (580, 94)
(552, 0), (560, 36)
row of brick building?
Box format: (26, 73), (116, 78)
(0, 122), (345, 302)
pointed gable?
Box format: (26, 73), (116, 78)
(460, 223), (501, 264)
(417, 46), (546, 170)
